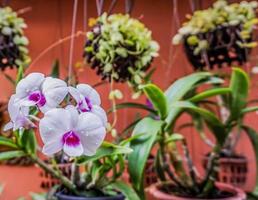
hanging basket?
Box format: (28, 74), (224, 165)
(183, 25), (252, 71)
(83, 13), (159, 91)
(172, 0), (258, 71)
(203, 155), (248, 189)
(0, 7), (30, 70)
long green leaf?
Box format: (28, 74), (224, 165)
(142, 84), (168, 119)
(242, 125), (258, 195)
(107, 102), (157, 115)
(165, 72), (211, 103)
(50, 59), (60, 78)
(171, 101), (227, 145)
(165, 72), (212, 128)
(188, 88), (231, 103)
(76, 142), (132, 164)
(241, 106), (258, 115)
(0, 136), (18, 149)
(128, 117), (163, 198)
(20, 129), (37, 155)
(229, 68), (249, 120)
(111, 181), (140, 200)
(0, 150), (26, 161)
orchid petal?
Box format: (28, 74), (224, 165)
(16, 73), (45, 99)
(3, 122), (13, 131)
(77, 84), (101, 105)
(39, 108), (72, 143)
(80, 127), (106, 156)
(63, 142), (83, 157)
(42, 139), (63, 156)
(75, 112), (103, 132)
(91, 105), (107, 126)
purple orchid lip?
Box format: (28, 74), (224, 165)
(62, 131), (80, 147)
(28, 91), (46, 107)
(78, 97), (92, 112)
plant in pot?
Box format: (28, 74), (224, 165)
(0, 6), (30, 70)
(0, 72), (140, 200)
(128, 68), (258, 199)
(83, 12), (159, 97)
(172, 0), (258, 70)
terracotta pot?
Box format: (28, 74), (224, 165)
(55, 192), (125, 200)
(203, 156), (248, 189)
(123, 157), (157, 188)
(147, 182), (246, 200)
(39, 163), (72, 190)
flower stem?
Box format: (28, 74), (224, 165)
(31, 155), (78, 195)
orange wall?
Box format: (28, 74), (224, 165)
(0, 0), (258, 198)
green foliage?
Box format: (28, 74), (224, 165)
(111, 181), (141, 200)
(0, 150), (26, 161)
(50, 59), (60, 78)
(128, 117), (163, 198)
(228, 67), (249, 120)
(142, 84), (168, 119)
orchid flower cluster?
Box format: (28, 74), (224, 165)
(4, 72), (107, 157)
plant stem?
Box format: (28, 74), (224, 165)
(31, 156), (78, 195)
(182, 139), (199, 193)
(201, 145), (221, 197)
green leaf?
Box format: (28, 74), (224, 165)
(128, 117), (163, 198)
(142, 84), (167, 119)
(16, 66), (24, 84)
(165, 72), (211, 104)
(50, 59), (60, 78)
(76, 142), (132, 164)
(242, 125), (258, 195)
(188, 88), (231, 103)
(165, 133), (184, 144)
(107, 102), (157, 115)
(0, 136), (18, 149)
(20, 129), (37, 155)
(30, 192), (47, 200)
(241, 106), (258, 115)
(110, 181), (140, 200)
(229, 68), (249, 120)
(0, 150), (26, 161)
(165, 72), (212, 128)
(171, 101), (227, 145)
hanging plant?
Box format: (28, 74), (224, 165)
(172, 0), (258, 70)
(83, 13), (159, 92)
(0, 7), (30, 70)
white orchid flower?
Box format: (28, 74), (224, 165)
(15, 73), (68, 113)
(39, 105), (106, 157)
(69, 84), (107, 126)
(4, 95), (35, 131)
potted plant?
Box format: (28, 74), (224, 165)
(128, 68), (258, 199)
(172, 0), (258, 70)
(83, 12), (159, 96)
(0, 71), (140, 200)
(0, 6), (30, 70)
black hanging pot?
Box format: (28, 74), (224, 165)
(55, 193), (125, 200)
(183, 25), (252, 71)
